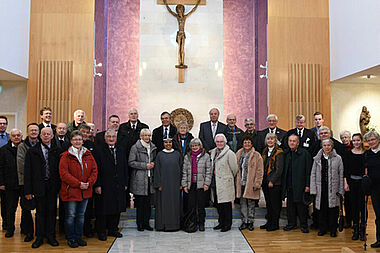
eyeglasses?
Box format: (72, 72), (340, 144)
(71, 138), (83, 141)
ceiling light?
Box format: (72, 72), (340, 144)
(360, 74), (376, 79)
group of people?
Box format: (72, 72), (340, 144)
(0, 106), (380, 249)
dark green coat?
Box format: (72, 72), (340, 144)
(282, 147), (312, 202)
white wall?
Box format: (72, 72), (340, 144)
(331, 82), (380, 138)
(329, 0), (380, 81)
(139, 0), (223, 136)
(0, 0), (30, 78)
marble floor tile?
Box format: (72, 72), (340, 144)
(109, 228), (254, 253)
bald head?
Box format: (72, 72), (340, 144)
(40, 127), (54, 145)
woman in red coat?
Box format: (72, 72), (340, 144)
(59, 130), (97, 248)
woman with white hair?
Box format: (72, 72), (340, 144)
(128, 128), (157, 231)
(67, 110), (86, 135)
(210, 134), (238, 232)
(364, 131), (380, 248)
(310, 138), (344, 237)
(182, 138), (211, 231)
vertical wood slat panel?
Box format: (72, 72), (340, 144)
(288, 63), (322, 129)
(37, 60), (73, 124)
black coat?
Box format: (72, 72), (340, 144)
(118, 120), (149, 154)
(257, 127), (287, 154)
(225, 126), (243, 152)
(24, 143), (61, 196)
(172, 133), (194, 158)
(52, 134), (71, 154)
(284, 128), (315, 154)
(198, 121), (228, 152)
(94, 130), (126, 148)
(237, 130), (259, 151)
(0, 142), (19, 189)
(94, 144), (128, 215)
(152, 125), (177, 151)
(38, 123), (57, 134)
(311, 137), (345, 158)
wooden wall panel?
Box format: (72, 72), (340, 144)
(268, 0), (330, 130)
(27, 0), (94, 124)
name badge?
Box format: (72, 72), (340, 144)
(303, 143), (309, 147)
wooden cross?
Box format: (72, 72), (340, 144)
(158, 0), (205, 83)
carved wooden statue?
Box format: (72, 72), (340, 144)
(163, 0), (201, 69)
(360, 106), (371, 136)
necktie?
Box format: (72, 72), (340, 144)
(46, 124), (51, 128)
(43, 146), (50, 180)
(212, 124), (216, 138)
(164, 127), (168, 138)
(0, 134), (3, 138)
(298, 129), (302, 138)
(132, 125), (136, 130)
(110, 147), (116, 164)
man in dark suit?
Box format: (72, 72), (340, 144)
(24, 127), (61, 248)
(198, 108), (228, 153)
(38, 107), (57, 134)
(310, 111), (333, 141)
(95, 115), (124, 147)
(152, 112), (177, 152)
(0, 116), (9, 230)
(257, 114), (287, 154)
(284, 115), (315, 154)
(54, 122), (70, 152)
(237, 118), (258, 151)
(0, 129), (23, 238)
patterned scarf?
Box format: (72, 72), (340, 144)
(262, 145), (283, 176)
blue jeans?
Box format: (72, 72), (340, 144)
(64, 199), (88, 241)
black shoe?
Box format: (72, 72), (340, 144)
(98, 233), (107, 241)
(77, 238), (87, 246)
(5, 230), (14, 238)
(371, 241), (380, 248)
(213, 224), (223, 230)
(47, 237), (59, 246)
(199, 224), (205, 232)
(239, 223), (248, 230)
(318, 231), (326, 236)
(24, 233), (34, 242)
(330, 231), (337, 237)
(32, 238), (44, 248)
(260, 223), (268, 229)
(67, 239), (78, 248)
(143, 225), (153, 231)
(220, 226), (231, 232)
(352, 225), (359, 240)
(301, 227), (309, 233)
(266, 226), (279, 232)
(248, 223), (254, 231)
(137, 225), (144, 231)
(108, 231), (123, 238)
(283, 225), (297, 231)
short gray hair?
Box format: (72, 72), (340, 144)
(340, 130), (351, 139)
(364, 131), (380, 141)
(265, 133), (277, 145)
(140, 128), (151, 137)
(177, 121), (188, 129)
(190, 138), (203, 148)
(319, 126), (331, 133)
(244, 118), (255, 125)
(266, 114), (278, 121)
(295, 114), (305, 121)
(74, 109), (85, 118)
(105, 129), (117, 136)
(10, 128), (22, 136)
(128, 108), (138, 114)
(321, 138), (334, 147)
(214, 133), (227, 143)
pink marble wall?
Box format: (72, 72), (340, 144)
(223, 0), (256, 130)
(106, 0), (140, 123)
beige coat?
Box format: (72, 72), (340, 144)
(235, 148), (264, 200)
(211, 145), (238, 203)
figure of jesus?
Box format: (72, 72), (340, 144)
(164, 0), (201, 68)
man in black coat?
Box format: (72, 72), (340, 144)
(284, 115), (315, 154)
(224, 114), (243, 153)
(53, 122), (71, 152)
(24, 127), (61, 248)
(95, 115), (125, 147)
(311, 126), (345, 158)
(198, 108), (228, 152)
(152, 112), (177, 152)
(0, 129), (23, 238)
(257, 114), (287, 154)
(94, 129), (128, 241)
(237, 118), (259, 151)
(38, 107), (57, 134)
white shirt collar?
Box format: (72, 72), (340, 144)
(163, 125), (170, 132)
(372, 145), (380, 154)
(323, 152), (329, 159)
(269, 127), (277, 133)
(11, 143), (17, 148)
(130, 122), (137, 128)
(58, 136), (65, 141)
(211, 121), (218, 127)
(43, 122), (50, 127)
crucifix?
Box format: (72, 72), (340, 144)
(158, 0), (205, 82)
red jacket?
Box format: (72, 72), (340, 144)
(59, 147), (98, 201)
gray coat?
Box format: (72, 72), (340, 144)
(310, 149), (344, 209)
(211, 145), (238, 203)
(128, 140), (157, 196)
(182, 149), (212, 189)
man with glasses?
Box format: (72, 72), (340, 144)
(152, 112), (177, 152)
(237, 118), (258, 151)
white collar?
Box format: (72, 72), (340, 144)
(163, 125), (170, 131)
(371, 145), (380, 154)
(58, 136), (65, 140)
(269, 127), (277, 133)
(109, 145), (115, 149)
(323, 152), (329, 159)
(11, 143), (17, 148)
(130, 122), (137, 128)
(163, 149), (174, 153)
(211, 121), (218, 126)
(43, 122), (51, 127)
(268, 146), (274, 152)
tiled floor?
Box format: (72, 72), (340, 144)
(109, 228), (254, 253)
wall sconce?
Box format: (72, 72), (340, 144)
(93, 59), (103, 77)
(259, 61), (268, 79)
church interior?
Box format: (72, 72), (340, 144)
(0, 0), (379, 252)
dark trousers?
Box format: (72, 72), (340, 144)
(371, 189), (380, 241)
(0, 189), (7, 229)
(35, 182), (57, 239)
(344, 190), (352, 225)
(5, 187), (34, 234)
(262, 184), (282, 228)
(84, 197), (94, 234)
(134, 194), (151, 226)
(58, 197), (65, 232)
(319, 190), (338, 233)
(286, 188), (308, 229)
(96, 213), (120, 234)
(216, 202), (232, 228)
(349, 178), (366, 225)
(187, 184), (206, 225)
